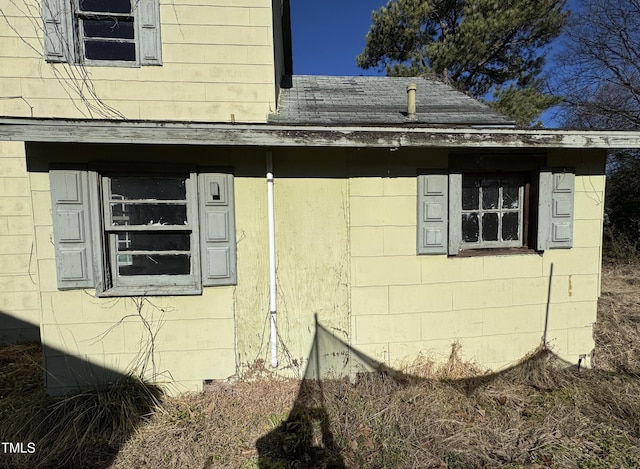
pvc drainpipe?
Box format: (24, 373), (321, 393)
(267, 151), (278, 368)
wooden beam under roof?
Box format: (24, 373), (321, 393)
(1, 117), (640, 149)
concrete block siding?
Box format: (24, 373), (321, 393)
(348, 149), (605, 371)
(0, 0), (610, 393)
(0, 141), (41, 344)
(0, 141), (606, 393)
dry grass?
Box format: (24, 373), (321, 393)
(0, 347), (161, 469)
(0, 343), (42, 399)
(119, 377), (300, 468)
(594, 263), (640, 373)
(4, 265), (640, 468)
(106, 345), (640, 468)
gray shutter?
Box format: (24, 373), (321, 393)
(198, 172), (237, 286)
(137, 0), (162, 65)
(537, 168), (575, 250)
(42, 0), (73, 62)
(448, 172), (462, 255)
(49, 169), (95, 289)
(417, 172), (448, 255)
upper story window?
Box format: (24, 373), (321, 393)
(42, 0), (162, 66)
(78, 0), (136, 62)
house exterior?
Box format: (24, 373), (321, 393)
(1, 0), (639, 395)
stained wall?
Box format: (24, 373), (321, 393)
(0, 0), (279, 122)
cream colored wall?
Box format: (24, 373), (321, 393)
(25, 145), (352, 392)
(26, 143), (276, 395)
(232, 161), (270, 372)
(255, 150), (350, 376)
(0, 0), (277, 122)
(26, 144), (352, 392)
(3, 141), (607, 394)
(348, 149), (606, 371)
(545, 149), (606, 364)
(0, 141), (41, 344)
(231, 149), (352, 378)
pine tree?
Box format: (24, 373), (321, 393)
(357, 0), (567, 126)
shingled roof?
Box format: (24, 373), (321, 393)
(268, 75), (515, 127)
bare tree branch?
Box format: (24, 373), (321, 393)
(554, 0), (640, 129)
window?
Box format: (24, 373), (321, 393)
(460, 174), (527, 249)
(49, 168), (236, 296)
(102, 173), (198, 292)
(417, 166), (574, 255)
(42, 0), (162, 66)
(77, 0), (136, 62)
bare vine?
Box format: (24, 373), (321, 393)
(1, 0), (127, 118)
(87, 295), (171, 383)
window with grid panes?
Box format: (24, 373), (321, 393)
(461, 174), (526, 249)
(417, 165), (575, 256)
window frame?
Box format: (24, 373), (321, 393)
(95, 169), (202, 296)
(458, 172), (530, 251)
(74, 0), (138, 67)
(90, 167), (202, 297)
(42, 0), (162, 67)
(49, 164), (237, 296)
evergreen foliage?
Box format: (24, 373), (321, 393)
(357, 0), (567, 125)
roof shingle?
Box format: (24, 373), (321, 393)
(268, 75), (515, 127)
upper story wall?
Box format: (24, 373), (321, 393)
(0, 0), (283, 122)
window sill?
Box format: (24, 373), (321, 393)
(96, 285), (202, 297)
(453, 247), (540, 257)
(81, 60), (141, 68)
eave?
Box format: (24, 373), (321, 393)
(1, 117), (640, 149)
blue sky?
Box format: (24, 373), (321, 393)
(289, 1), (579, 127)
(290, 1), (386, 76)
(289, 1), (579, 77)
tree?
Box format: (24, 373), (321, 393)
(356, 0), (567, 126)
(554, 0), (640, 129)
(598, 149), (640, 261)
(553, 0), (640, 260)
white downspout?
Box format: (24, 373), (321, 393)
(267, 151), (278, 368)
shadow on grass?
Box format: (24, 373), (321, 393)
(255, 315), (577, 468)
(0, 311), (162, 469)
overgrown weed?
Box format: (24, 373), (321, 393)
(4, 266), (640, 468)
(0, 345), (161, 469)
